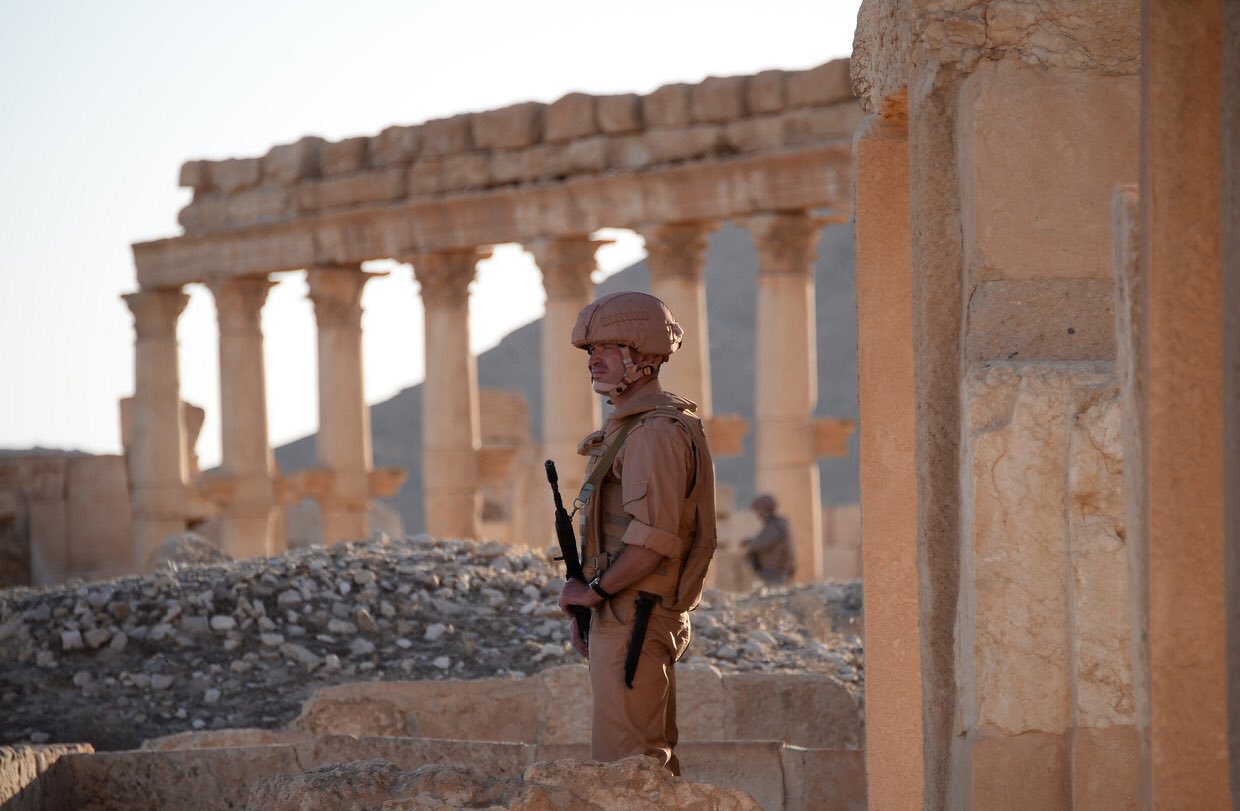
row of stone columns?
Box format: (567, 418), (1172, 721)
(125, 210), (838, 580)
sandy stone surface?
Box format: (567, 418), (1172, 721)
(245, 754), (761, 811)
(0, 536), (862, 751)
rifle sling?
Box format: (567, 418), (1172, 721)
(573, 416), (640, 514)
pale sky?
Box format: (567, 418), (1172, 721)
(0, 1), (861, 468)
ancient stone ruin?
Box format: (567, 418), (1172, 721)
(3, 0), (1239, 806)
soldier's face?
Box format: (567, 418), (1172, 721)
(587, 343), (625, 389)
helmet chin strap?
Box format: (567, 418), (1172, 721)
(591, 346), (658, 398)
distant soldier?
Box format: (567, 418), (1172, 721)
(555, 291), (717, 776)
(742, 494), (794, 586)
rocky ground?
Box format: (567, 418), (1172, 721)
(0, 536), (862, 751)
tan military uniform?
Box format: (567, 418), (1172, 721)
(576, 380), (716, 775)
(746, 515), (794, 585)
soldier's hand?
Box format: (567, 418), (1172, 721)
(558, 579), (600, 614)
(569, 616), (589, 659)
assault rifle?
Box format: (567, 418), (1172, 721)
(544, 460), (591, 646)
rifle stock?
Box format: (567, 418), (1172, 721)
(545, 460), (591, 645)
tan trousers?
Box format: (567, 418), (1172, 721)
(588, 590), (691, 775)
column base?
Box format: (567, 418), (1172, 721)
(425, 489), (481, 541)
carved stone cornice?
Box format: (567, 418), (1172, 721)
(745, 211), (821, 277)
(207, 276), (275, 335)
(642, 221), (716, 283)
(124, 288), (189, 340)
(528, 236), (605, 301)
(411, 250), (480, 309)
(306, 265), (369, 328)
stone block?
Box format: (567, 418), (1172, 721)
(142, 728), (309, 751)
(64, 746), (302, 810)
(723, 117), (786, 153)
(786, 59), (853, 108)
(959, 61), (1139, 281)
(490, 145), (555, 186)
(178, 160), (210, 190)
(177, 196), (228, 233)
(533, 742), (590, 762)
(320, 136), (368, 176)
(473, 101), (544, 150)
(294, 688), (407, 737)
(402, 678), (541, 742)
(13, 456), (66, 501)
(644, 82), (692, 128)
(965, 278), (1115, 362)
(965, 364), (1119, 735)
(545, 92), (597, 141)
(556, 137), (609, 175)
(722, 672), (862, 749)
(969, 731), (1070, 809)
(298, 736), (532, 778)
(299, 166), (408, 211)
(676, 662), (726, 741)
(691, 75), (747, 123)
(597, 93), (642, 133)
(679, 741), (784, 811)
(226, 186), (292, 227)
(263, 136), (325, 185)
(213, 157), (262, 193)
(642, 126), (722, 164)
(535, 664), (591, 743)
(369, 124), (421, 167)
(607, 136), (654, 172)
(780, 747), (866, 811)
(0, 744), (90, 811)
(824, 503), (861, 549)
(1071, 726), (1139, 810)
(781, 105), (863, 147)
(65, 455), (131, 578)
(748, 69), (787, 114)
(1067, 388), (1133, 727)
(27, 500), (67, 587)
(421, 114), (473, 157)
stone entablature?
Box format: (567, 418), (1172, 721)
(175, 61), (854, 236)
(134, 61), (858, 288)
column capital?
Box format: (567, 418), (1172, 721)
(207, 276), (276, 335)
(124, 288), (189, 340)
(411, 250), (482, 309)
(306, 265), (371, 328)
(642, 221), (716, 283)
(528, 236), (606, 301)
(745, 211), (821, 277)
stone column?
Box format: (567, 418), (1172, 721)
(307, 265), (374, 545)
(413, 250), (482, 540)
(644, 221), (715, 413)
(123, 288), (189, 570)
(208, 276), (279, 559)
(746, 211), (822, 583)
(1140, 2), (1231, 806)
(529, 237), (601, 494)
(854, 115), (924, 809)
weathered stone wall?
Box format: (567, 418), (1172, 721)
(0, 455), (132, 587)
(291, 664), (863, 751)
(33, 738), (864, 811)
(851, 1), (1141, 807)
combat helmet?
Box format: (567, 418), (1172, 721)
(571, 291), (683, 396)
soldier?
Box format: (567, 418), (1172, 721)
(556, 291), (717, 776)
(742, 493), (794, 586)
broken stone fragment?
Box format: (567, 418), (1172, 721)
(60, 630), (83, 650)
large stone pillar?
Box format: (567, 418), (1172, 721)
(1140, 1), (1231, 806)
(529, 237), (601, 492)
(644, 221), (715, 413)
(413, 250), (481, 540)
(855, 114), (924, 809)
(123, 288), (189, 570)
(208, 275), (279, 559)
(306, 265), (374, 545)
(747, 211), (822, 583)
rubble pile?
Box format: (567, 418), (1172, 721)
(0, 536), (862, 750)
